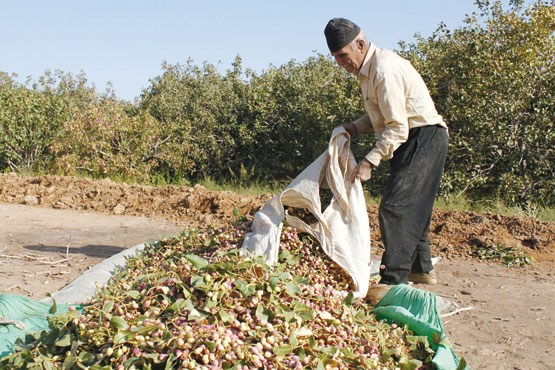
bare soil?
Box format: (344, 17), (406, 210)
(0, 173), (553, 369)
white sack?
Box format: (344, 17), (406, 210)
(241, 127), (371, 298)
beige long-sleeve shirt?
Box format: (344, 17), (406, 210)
(352, 43), (447, 167)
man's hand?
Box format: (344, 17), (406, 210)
(350, 159), (372, 183)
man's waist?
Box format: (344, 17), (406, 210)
(409, 120), (447, 130)
(407, 124), (447, 140)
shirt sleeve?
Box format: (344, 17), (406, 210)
(352, 115), (374, 135)
(364, 64), (410, 167)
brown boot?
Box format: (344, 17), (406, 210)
(366, 284), (393, 305)
(408, 270), (438, 285)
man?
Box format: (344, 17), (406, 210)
(324, 18), (449, 302)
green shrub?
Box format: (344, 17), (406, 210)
(52, 99), (164, 183)
(1, 1), (553, 208)
(0, 72), (69, 172)
(139, 57), (252, 183)
(243, 55), (364, 180)
(399, 1), (555, 206)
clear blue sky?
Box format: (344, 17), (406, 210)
(0, 1), (508, 101)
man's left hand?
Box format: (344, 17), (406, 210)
(351, 159), (372, 183)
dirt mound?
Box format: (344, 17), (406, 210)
(0, 173), (271, 228)
(429, 209), (555, 262)
(1, 173), (554, 261)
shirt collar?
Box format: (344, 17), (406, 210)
(357, 42), (376, 79)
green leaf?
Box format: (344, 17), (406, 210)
(138, 325), (160, 335)
(289, 332), (299, 347)
(102, 300), (114, 314)
(235, 280), (256, 297)
(283, 309), (297, 323)
(88, 365), (113, 370)
(268, 276), (280, 290)
(400, 359), (422, 370)
(141, 353), (163, 364)
(110, 316), (129, 330)
(54, 333), (72, 347)
(432, 332), (442, 345)
(190, 274), (206, 288)
(273, 345), (295, 356)
(185, 254), (209, 270)
(204, 341), (217, 351)
(309, 336), (317, 348)
(188, 308), (207, 321)
(236, 259), (258, 272)
(218, 309), (232, 323)
(184, 298), (195, 310)
(340, 346), (357, 359)
(255, 303), (273, 322)
(62, 341), (78, 368)
(285, 282), (302, 296)
(20, 348), (33, 360)
(46, 293), (57, 315)
(206, 298), (218, 308)
(125, 290), (141, 299)
(113, 330), (134, 344)
(343, 291), (354, 306)
(407, 335), (430, 348)
(293, 301), (315, 321)
(278, 249), (298, 265)
(123, 356), (139, 367)
(164, 353), (177, 370)
(295, 327), (314, 337)
(167, 298), (187, 312)
(77, 350), (96, 365)
(210, 261), (234, 273)
(456, 357), (467, 370)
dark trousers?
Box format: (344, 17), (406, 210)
(379, 125), (448, 285)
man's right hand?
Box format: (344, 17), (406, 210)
(350, 158), (372, 183)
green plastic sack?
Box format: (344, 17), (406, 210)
(0, 294), (80, 358)
(372, 284), (468, 370)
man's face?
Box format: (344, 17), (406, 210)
(331, 41), (364, 75)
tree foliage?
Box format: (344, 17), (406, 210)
(0, 1), (553, 206)
(138, 58), (251, 182)
(237, 55), (362, 180)
(399, 0), (555, 206)
(138, 55), (363, 183)
(0, 71), (73, 172)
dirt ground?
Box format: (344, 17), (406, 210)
(0, 173), (554, 369)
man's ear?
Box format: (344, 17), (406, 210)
(356, 38), (365, 52)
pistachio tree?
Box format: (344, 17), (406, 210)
(399, 1), (555, 206)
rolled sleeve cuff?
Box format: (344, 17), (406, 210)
(365, 150), (382, 167)
(352, 115), (374, 135)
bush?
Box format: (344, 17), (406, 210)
(243, 55), (363, 180)
(1, 2), (553, 207)
(52, 99), (164, 183)
(139, 57), (253, 183)
(398, 1), (555, 206)
(0, 72), (70, 172)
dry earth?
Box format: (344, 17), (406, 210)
(0, 173), (554, 369)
